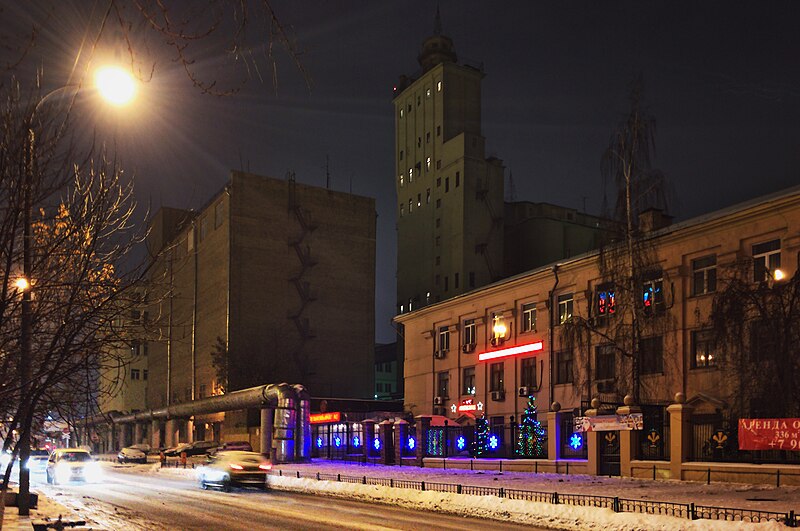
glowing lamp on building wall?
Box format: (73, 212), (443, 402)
(773, 269), (786, 281)
(491, 315), (507, 346)
(478, 342), (543, 362)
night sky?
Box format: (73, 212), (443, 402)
(3, 1), (800, 343)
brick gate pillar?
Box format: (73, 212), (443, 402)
(667, 392), (693, 480)
(616, 395), (642, 478)
(547, 402), (562, 462)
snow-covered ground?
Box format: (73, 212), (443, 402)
(6, 458), (798, 530)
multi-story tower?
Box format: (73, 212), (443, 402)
(394, 11), (505, 314)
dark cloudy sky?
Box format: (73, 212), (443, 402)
(4, 1), (800, 343)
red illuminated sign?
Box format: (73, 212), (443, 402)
(739, 418), (800, 451)
(310, 412), (341, 424)
(458, 399), (477, 413)
(478, 341), (543, 362)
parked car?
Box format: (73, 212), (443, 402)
(182, 440), (219, 456)
(27, 449), (50, 474)
(118, 446), (147, 464)
(196, 451), (271, 491)
(163, 443), (192, 457)
(219, 441), (252, 452)
(129, 443), (151, 454)
(46, 448), (102, 484)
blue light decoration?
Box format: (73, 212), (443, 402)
(352, 435), (361, 448)
(373, 437), (381, 451)
(570, 432), (583, 450)
(456, 435), (466, 451)
(333, 435), (342, 448)
(488, 434), (500, 450)
(407, 436), (416, 451)
(316, 436), (323, 448)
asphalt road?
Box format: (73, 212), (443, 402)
(33, 464), (544, 530)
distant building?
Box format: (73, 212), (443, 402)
(105, 171), (376, 448)
(374, 342), (401, 399)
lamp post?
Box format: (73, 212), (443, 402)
(16, 66), (136, 516)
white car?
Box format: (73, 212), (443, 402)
(196, 451), (271, 491)
(117, 446), (147, 464)
(46, 448), (102, 484)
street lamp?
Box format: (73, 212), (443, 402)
(16, 65), (136, 516)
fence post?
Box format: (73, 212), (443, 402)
(667, 394), (694, 481)
(553, 492), (559, 504)
(390, 478), (393, 488)
(653, 464), (656, 481)
(296, 471), (300, 479)
(499, 487), (505, 498)
(689, 503), (697, 520)
(457, 484), (462, 494)
(363, 476), (366, 485)
(316, 472), (320, 480)
(613, 497), (620, 513)
(566, 461), (569, 475)
(421, 481), (425, 491)
(337, 473), (341, 482)
(535, 461), (538, 474)
(414, 415), (431, 468)
(776, 469), (780, 488)
(707, 468), (711, 485)
(616, 402), (641, 477)
(499, 460), (502, 473)
(279, 469), (282, 477)
(786, 510), (794, 527)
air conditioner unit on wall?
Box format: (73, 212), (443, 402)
(462, 344), (476, 353)
(433, 396), (444, 406)
(491, 390), (506, 402)
(518, 386), (530, 397)
(434, 349), (448, 359)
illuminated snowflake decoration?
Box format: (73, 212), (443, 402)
(316, 436), (323, 448)
(456, 436), (466, 451)
(333, 436), (342, 448)
(407, 436), (416, 451)
(488, 435), (500, 450)
(570, 433), (583, 450)
(352, 435), (361, 448)
(373, 437), (381, 451)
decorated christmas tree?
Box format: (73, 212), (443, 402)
(517, 395), (546, 458)
(473, 416), (490, 457)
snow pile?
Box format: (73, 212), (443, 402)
(267, 474), (783, 530)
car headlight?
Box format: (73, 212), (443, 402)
(55, 462), (71, 482)
(85, 462), (103, 482)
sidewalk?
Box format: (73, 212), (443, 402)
(1, 487), (80, 531)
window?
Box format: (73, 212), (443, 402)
(426, 291), (431, 304)
(435, 274), (440, 286)
(558, 294), (573, 325)
(435, 218), (440, 228)
(426, 132), (430, 144)
(455, 171), (460, 187)
(436, 256), (441, 266)
(437, 80), (442, 92)
(490, 362), (504, 392)
(426, 189), (431, 204)
(463, 367), (476, 395)
(199, 384), (206, 398)
(640, 336), (663, 374)
(143, 369), (148, 380)
(521, 357), (537, 388)
(521, 302), (536, 332)
(426, 157), (431, 170)
(400, 108), (404, 117)
(437, 177), (441, 187)
(417, 193), (422, 207)
(463, 319), (476, 346)
(417, 137), (421, 147)
(399, 203), (404, 217)
(692, 255), (716, 295)
(438, 326), (450, 352)
(469, 272), (475, 288)
(376, 382), (383, 392)
(417, 96), (421, 106)
(596, 284), (616, 318)
(130, 368), (140, 380)
(200, 216), (208, 242)
(214, 201), (224, 228)
(408, 198), (413, 213)
(400, 150), (404, 160)
(426, 88), (431, 97)
(445, 177), (450, 192)
(399, 174), (404, 187)
(408, 167), (413, 182)
(437, 371), (450, 398)
(436, 199), (441, 208)
(642, 274), (665, 315)
(595, 345), (615, 381)
(435, 236), (441, 247)
(437, 126), (441, 137)
(691, 330), (717, 368)
(752, 239), (780, 282)
(444, 276), (449, 291)
(556, 351), (573, 384)
(454, 272), (459, 289)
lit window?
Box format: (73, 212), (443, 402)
(408, 167), (413, 182)
(691, 330), (717, 368)
(437, 371), (449, 398)
(400, 108), (404, 118)
(596, 284), (616, 318)
(642, 275), (664, 315)
(417, 193), (422, 207)
(490, 362), (504, 392)
(437, 80), (442, 92)
(426, 157), (431, 170)
(752, 240), (780, 282)
(521, 302), (536, 332)
(426, 189), (431, 204)
(408, 198), (413, 213)
(399, 203), (404, 217)
(399, 174), (404, 187)
(462, 367), (476, 395)
(558, 294), (573, 325)
(426, 291), (431, 304)
(691, 255), (716, 295)
(130, 369), (140, 381)
(426, 88), (431, 97)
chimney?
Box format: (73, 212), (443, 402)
(638, 208), (673, 233)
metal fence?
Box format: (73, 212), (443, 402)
(560, 412), (587, 459)
(691, 417), (800, 465)
(269, 468), (799, 527)
(638, 405), (670, 461)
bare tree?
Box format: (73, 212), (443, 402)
(560, 78), (675, 405)
(710, 257), (800, 420)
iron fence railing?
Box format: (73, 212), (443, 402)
(270, 468), (799, 527)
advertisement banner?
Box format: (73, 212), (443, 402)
(738, 418), (800, 451)
(574, 413), (644, 432)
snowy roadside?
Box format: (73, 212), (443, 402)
(1, 486), (84, 531)
(108, 460), (794, 530)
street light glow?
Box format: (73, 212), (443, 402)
(14, 277), (30, 291)
(95, 67), (136, 106)
(773, 269), (785, 281)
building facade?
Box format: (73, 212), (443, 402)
(396, 186), (800, 435)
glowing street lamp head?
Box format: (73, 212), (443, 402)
(773, 269), (785, 281)
(14, 277), (30, 291)
(95, 66), (136, 106)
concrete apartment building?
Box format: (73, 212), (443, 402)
(396, 186), (800, 436)
(124, 171), (376, 446)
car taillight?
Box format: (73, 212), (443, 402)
(258, 464), (272, 470)
(229, 463), (244, 470)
